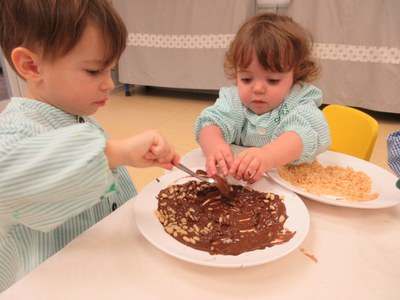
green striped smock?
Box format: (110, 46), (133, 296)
(0, 98), (137, 292)
(195, 83), (331, 163)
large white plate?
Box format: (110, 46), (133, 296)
(134, 168), (310, 268)
(268, 151), (400, 209)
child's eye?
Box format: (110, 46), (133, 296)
(267, 79), (280, 85)
(240, 78), (253, 84)
(86, 70), (101, 75)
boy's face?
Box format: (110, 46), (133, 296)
(31, 24), (116, 116)
(235, 56), (294, 115)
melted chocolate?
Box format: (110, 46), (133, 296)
(195, 170), (234, 202)
(156, 180), (295, 256)
(211, 175), (235, 203)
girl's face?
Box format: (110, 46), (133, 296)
(235, 56), (294, 115)
(30, 24), (116, 116)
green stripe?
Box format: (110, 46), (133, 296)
(0, 98), (137, 291)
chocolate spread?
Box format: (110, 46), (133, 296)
(211, 175), (234, 202)
(155, 180), (295, 256)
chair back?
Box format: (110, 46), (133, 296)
(322, 104), (379, 161)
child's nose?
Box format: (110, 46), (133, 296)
(101, 74), (115, 91)
(253, 80), (266, 93)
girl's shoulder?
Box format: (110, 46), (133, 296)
(285, 82), (323, 106)
(215, 86), (244, 108)
(290, 82), (322, 96)
(219, 86), (239, 99)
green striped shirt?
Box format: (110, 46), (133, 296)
(0, 98), (137, 291)
(195, 83), (331, 163)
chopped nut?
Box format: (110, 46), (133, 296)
(156, 179), (294, 256)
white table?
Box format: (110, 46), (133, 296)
(1, 149), (400, 299)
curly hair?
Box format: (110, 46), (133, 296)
(224, 13), (319, 83)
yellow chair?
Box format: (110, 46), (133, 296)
(322, 104), (379, 161)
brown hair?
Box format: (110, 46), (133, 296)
(0, 0), (127, 74)
(224, 13), (319, 83)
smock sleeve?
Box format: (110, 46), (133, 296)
(272, 84), (331, 163)
(387, 130), (400, 177)
(0, 123), (115, 232)
(194, 87), (245, 144)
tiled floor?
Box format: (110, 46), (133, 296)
(93, 86), (400, 191)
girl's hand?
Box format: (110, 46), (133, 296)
(230, 132), (303, 184)
(229, 147), (273, 184)
(198, 125), (234, 177)
(204, 142), (234, 177)
(105, 129), (180, 170)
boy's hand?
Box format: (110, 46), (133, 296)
(143, 130), (180, 170)
(105, 129), (180, 170)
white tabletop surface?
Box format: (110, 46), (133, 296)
(1, 148), (400, 300)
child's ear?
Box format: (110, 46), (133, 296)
(11, 47), (42, 82)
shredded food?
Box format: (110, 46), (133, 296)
(278, 160), (379, 202)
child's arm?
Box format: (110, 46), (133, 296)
(0, 126), (178, 232)
(0, 124), (117, 231)
(229, 131), (302, 183)
(105, 129), (180, 170)
(198, 125), (234, 177)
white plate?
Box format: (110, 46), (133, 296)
(134, 168), (310, 268)
(268, 151), (400, 209)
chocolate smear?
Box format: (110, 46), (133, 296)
(155, 180), (296, 256)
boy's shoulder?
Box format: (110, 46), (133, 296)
(0, 97), (98, 129)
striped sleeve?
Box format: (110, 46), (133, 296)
(272, 85), (331, 163)
(0, 124), (116, 232)
(387, 130), (400, 177)
(194, 87), (245, 143)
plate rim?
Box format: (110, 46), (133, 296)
(133, 168), (310, 268)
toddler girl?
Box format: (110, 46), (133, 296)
(195, 13), (330, 183)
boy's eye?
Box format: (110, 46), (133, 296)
(86, 70), (101, 75)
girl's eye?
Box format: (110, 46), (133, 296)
(240, 78), (253, 84)
(267, 79), (280, 85)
